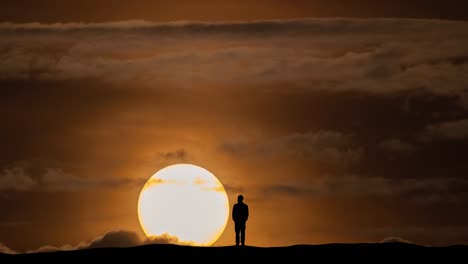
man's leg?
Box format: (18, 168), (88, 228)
(235, 222), (240, 246)
(240, 223), (246, 246)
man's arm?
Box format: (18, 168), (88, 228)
(246, 205), (249, 221)
(232, 204), (237, 221)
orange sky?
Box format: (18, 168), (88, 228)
(1, 0), (468, 22)
(1, 1), (468, 253)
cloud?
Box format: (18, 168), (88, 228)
(360, 227), (468, 246)
(0, 167), (39, 191)
(263, 184), (312, 197)
(223, 183), (245, 194)
(261, 175), (468, 202)
(220, 130), (362, 168)
(380, 236), (414, 244)
(27, 230), (188, 254)
(423, 119), (468, 140)
(0, 19), (467, 105)
(0, 167), (144, 192)
(0, 146), (191, 194)
(150, 149), (192, 168)
(146, 234), (191, 245)
(263, 131), (362, 164)
(86, 230), (142, 249)
(379, 138), (415, 152)
(158, 149), (188, 162)
(30, 244), (76, 253)
(218, 141), (248, 157)
(0, 242), (17, 254)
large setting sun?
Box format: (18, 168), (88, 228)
(137, 164), (229, 246)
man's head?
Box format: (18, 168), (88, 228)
(238, 195), (244, 203)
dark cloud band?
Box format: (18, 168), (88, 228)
(1, 19), (467, 104)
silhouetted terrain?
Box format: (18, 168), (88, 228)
(1, 243), (468, 261)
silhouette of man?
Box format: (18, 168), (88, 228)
(232, 194), (249, 246)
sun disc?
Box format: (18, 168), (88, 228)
(137, 164), (229, 246)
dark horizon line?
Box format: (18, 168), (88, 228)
(3, 242), (468, 260)
(1, 15), (468, 25)
(4, 241), (468, 255)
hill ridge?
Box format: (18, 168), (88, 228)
(2, 242), (468, 260)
